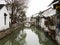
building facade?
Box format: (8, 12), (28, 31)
(0, 3), (10, 31)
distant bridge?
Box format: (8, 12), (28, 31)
(24, 21), (33, 24)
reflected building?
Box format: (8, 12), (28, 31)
(31, 27), (58, 45)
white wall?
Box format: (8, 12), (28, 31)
(40, 18), (49, 32)
(42, 8), (56, 17)
(0, 6), (10, 31)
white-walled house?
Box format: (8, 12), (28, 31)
(0, 4), (10, 31)
(39, 7), (56, 32)
(42, 7), (56, 17)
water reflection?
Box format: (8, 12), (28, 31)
(24, 28), (40, 45)
(0, 26), (58, 45)
(31, 26), (58, 45)
(0, 27), (26, 45)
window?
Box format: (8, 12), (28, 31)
(4, 13), (7, 25)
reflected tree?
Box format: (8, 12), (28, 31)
(0, 28), (26, 45)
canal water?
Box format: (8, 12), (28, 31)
(0, 26), (58, 45)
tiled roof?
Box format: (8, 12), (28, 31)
(49, 0), (59, 6)
(51, 0), (58, 4)
(0, 4), (4, 9)
(0, 1), (6, 9)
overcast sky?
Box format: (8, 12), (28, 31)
(0, 0), (53, 17)
(26, 0), (53, 17)
(0, 0), (6, 4)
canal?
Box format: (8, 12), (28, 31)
(0, 26), (58, 45)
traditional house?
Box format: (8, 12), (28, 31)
(39, 7), (56, 31)
(49, 0), (60, 45)
(0, 1), (10, 31)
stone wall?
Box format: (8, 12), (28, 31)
(0, 23), (21, 39)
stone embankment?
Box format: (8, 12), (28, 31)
(0, 23), (21, 39)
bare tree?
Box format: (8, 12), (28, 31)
(5, 0), (28, 24)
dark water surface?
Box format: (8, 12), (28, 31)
(0, 26), (58, 45)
